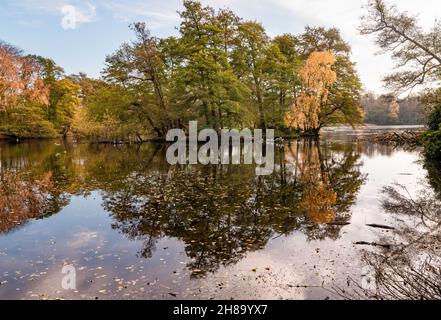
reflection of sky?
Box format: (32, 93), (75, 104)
(349, 149), (424, 239)
(0, 192), (190, 299)
(0, 134), (434, 299)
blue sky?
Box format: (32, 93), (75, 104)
(1, 0), (439, 93)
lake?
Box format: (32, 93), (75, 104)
(0, 125), (440, 300)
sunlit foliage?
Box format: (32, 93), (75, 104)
(285, 51), (337, 134)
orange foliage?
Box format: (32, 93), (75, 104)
(0, 43), (49, 111)
(301, 176), (337, 224)
(285, 51), (337, 132)
(0, 171), (53, 233)
(296, 142), (337, 224)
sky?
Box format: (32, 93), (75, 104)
(0, 0), (440, 94)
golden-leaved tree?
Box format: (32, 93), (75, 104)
(285, 51), (336, 134)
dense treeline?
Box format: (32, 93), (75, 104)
(1, 1), (364, 140)
(0, 43), (80, 138)
(2, 0), (439, 146)
(362, 93), (426, 125)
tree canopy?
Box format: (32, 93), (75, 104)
(1, 1), (365, 140)
(0, 42), (80, 138)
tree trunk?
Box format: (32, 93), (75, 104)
(218, 105), (224, 130)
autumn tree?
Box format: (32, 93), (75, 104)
(0, 43), (83, 138)
(285, 51), (337, 134)
(0, 43), (60, 138)
(0, 42), (49, 111)
(32, 56), (81, 135)
(304, 28), (364, 128)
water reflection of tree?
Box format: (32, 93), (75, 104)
(0, 139), (365, 277)
(105, 162), (291, 275)
(356, 140), (412, 158)
(0, 141), (80, 234)
(340, 160), (441, 300)
(0, 170), (53, 233)
(287, 140), (366, 241)
(424, 158), (441, 199)
(100, 140), (365, 276)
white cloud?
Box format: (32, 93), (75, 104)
(262, 0), (441, 93)
(100, 1), (180, 29)
(5, 0), (441, 92)
(61, 3), (96, 30)
(10, 0), (97, 29)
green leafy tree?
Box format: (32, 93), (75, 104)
(32, 57), (81, 135)
(264, 35), (302, 131)
(232, 21), (270, 129)
(173, 0), (249, 131)
(104, 23), (173, 137)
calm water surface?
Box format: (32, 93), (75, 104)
(0, 126), (437, 299)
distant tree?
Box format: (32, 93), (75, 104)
(362, 93), (425, 125)
(388, 98), (400, 119)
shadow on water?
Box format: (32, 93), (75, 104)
(1, 138), (366, 278)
